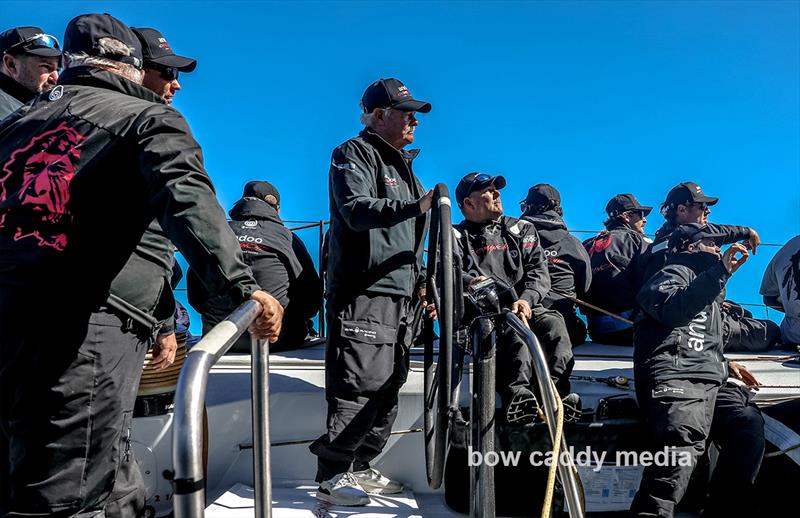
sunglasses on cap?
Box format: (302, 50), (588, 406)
(147, 63), (179, 82)
(4, 33), (60, 55)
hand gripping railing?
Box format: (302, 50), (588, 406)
(505, 312), (586, 518)
(171, 300), (272, 518)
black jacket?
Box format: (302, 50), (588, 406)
(0, 71), (34, 120)
(0, 66), (258, 325)
(638, 221), (751, 286)
(453, 216), (550, 308)
(583, 223), (651, 315)
(634, 251), (730, 384)
(522, 211), (591, 306)
(326, 129), (428, 300)
(188, 197), (322, 346)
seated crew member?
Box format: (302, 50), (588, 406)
(189, 180), (322, 352)
(640, 181), (779, 352)
(631, 224), (758, 518)
(582, 193), (652, 345)
(0, 26), (60, 118)
(520, 183), (592, 345)
(453, 172), (579, 424)
(760, 235), (800, 346)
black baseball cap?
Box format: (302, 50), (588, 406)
(0, 26), (61, 57)
(64, 13), (143, 69)
(663, 181), (719, 209)
(455, 172), (506, 208)
(361, 78), (431, 114)
(243, 180), (280, 209)
(605, 193), (653, 217)
(132, 28), (196, 72)
(667, 223), (726, 254)
(521, 184), (561, 207)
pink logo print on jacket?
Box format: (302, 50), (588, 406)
(0, 122), (85, 251)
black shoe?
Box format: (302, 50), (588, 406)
(561, 393), (582, 423)
(505, 388), (542, 425)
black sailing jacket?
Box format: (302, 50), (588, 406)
(634, 251), (730, 384)
(188, 197), (322, 346)
(638, 220), (751, 286)
(583, 223), (651, 315)
(0, 72), (34, 120)
(453, 216), (550, 308)
(0, 66), (258, 323)
(326, 129), (428, 300)
(522, 210), (591, 306)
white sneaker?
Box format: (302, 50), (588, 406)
(316, 472), (370, 506)
(352, 467), (404, 494)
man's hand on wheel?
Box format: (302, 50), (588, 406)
(249, 290), (284, 343)
(511, 299), (532, 320)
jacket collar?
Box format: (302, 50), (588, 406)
(654, 221), (676, 243)
(58, 66), (164, 104)
(0, 71), (35, 104)
(360, 128), (421, 161)
(458, 215), (504, 234)
(229, 197), (283, 224)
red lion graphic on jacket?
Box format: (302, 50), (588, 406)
(0, 122), (85, 251)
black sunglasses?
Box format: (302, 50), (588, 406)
(5, 33), (60, 55)
(147, 63), (179, 82)
(688, 202), (709, 211)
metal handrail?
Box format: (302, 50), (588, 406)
(172, 300), (272, 518)
(505, 312), (586, 518)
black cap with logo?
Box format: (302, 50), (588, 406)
(0, 26), (61, 57)
(361, 78), (431, 114)
(243, 180), (280, 209)
(663, 181), (719, 209)
(64, 13), (143, 69)
(667, 223), (726, 254)
(455, 172), (506, 208)
(605, 193), (653, 217)
(521, 184), (561, 208)
(132, 28), (196, 72)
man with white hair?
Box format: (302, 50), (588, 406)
(309, 78), (433, 506)
(0, 26), (61, 118)
(0, 13), (283, 516)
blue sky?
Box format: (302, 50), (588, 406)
(3, 1), (798, 332)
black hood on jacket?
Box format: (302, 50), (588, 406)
(522, 210), (567, 231)
(654, 221), (676, 243)
(58, 66), (163, 104)
(229, 197), (283, 224)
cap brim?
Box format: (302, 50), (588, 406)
(392, 99), (431, 113)
(697, 195), (718, 206)
(636, 205), (653, 216)
(25, 47), (62, 57)
(148, 54), (197, 72)
(492, 176), (507, 190)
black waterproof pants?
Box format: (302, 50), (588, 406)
(631, 377), (719, 518)
(703, 382), (765, 517)
(0, 287), (148, 517)
(309, 293), (412, 482)
(548, 299), (587, 346)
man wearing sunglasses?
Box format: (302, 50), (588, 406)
(309, 78), (433, 506)
(453, 173), (580, 426)
(0, 26), (61, 118)
(132, 27), (196, 105)
(582, 193), (653, 345)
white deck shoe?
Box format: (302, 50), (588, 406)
(352, 467), (404, 494)
(316, 472), (370, 506)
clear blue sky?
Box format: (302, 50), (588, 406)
(3, 1), (798, 332)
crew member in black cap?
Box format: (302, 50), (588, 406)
(0, 13), (282, 517)
(189, 180), (323, 353)
(133, 27), (196, 105)
(453, 173), (580, 425)
(520, 183), (592, 345)
(582, 193), (652, 345)
(640, 181), (779, 353)
(631, 224), (760, 518)
(309, 78), (433, 506)
(0, 26), (61, 118)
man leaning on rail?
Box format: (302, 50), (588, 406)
(452, 172), (581, 426)
(0, 13), (282, 517)
(309, 77), (434, 506)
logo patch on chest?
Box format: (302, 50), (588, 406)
(383, 175), (400, 188)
